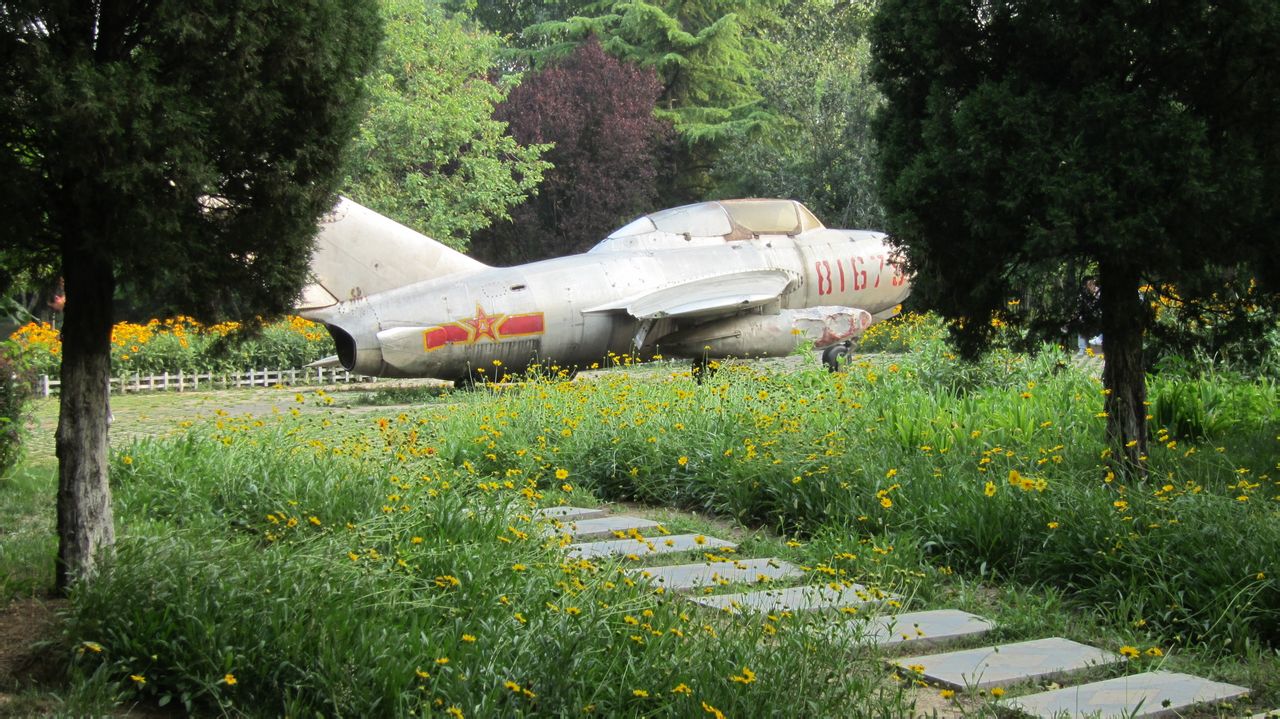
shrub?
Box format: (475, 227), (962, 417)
(857, 311), (946, 352)
(0, 340), (35, 474)
(8, 315), (332, 377)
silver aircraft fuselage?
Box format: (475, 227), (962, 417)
(300, 198), (910, 382)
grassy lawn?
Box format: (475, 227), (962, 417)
(2, 342), (1278, 716)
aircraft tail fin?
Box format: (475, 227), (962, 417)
(298, 197), (489, 311)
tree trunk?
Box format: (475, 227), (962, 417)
(55, 253), (116, 593)
(1099, 260), (1148, 480)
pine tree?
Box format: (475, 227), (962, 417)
(0, 0), (380, 590)
(871, 0), (1279, 474)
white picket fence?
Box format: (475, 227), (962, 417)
(37, 366), (379, 398)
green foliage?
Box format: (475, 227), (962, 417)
(63, 418), (896, 716)
(1, 0), (383, 321)
(855, 311), (946, 353)
(1149, 372), (1279, 441)
(515, 0), (783, 199)
(0, 460), (58, 599)
(1146, 281), (1280, 379)
(869, 0), (1280, 466)
(200, 324), (331, 374)
(713, 0), (885, 229)
(469, 38), (674, 263)
(523, 2), (777, 140)
(399, 347), (1280, 650)
(343, 0), (551, 249)
(10, 317), (334, 377)
(15, 344), (1278, 712)
(0, 341), (34, 475)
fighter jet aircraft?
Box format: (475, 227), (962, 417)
(298, 197), (910, 385)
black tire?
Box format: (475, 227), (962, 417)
(822, 343), (851, 372)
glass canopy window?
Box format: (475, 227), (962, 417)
(602, 199), (825, 245)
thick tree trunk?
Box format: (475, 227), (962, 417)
(1099, 260), (1148, 480)
(54, 254), (116, 593)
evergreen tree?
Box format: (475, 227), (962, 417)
(871, 0), (1279, 474)
(470, 38), (673, 263)
(515, 0), (783, 200)
(0, 1), (380, 589)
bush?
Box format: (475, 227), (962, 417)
(1145, 281), (1280, 379)
(857, 311), (946, 353)
(0, 341), (35, 474)
(8, 315), (333, 377)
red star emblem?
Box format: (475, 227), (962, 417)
(465, 304), (504, 342)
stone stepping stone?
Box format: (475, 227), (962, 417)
(1002, 671), (1250, 718)
(1248, 712), (1280, 718)
(630, 557), (801, 592)
(553, 515), (661, 541)
(533, 506), (609, 521)
(691, 583), (897, 614)
(892, 637), (1122, 691)
(568, 534), (736, 559)
(833, 609), (993, 648)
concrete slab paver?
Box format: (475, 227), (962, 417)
(533, 506), (609, 521)
(1002, 671), (1249, 718)
(691, 583), (896, 614)
(630, 557), (801, 592)
(892, 637), (1122, 691)
(555, 515), (661, 541)
(835, 609), (993, 649)
(568, 534), (736, 559)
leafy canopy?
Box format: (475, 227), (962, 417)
(871, 0), (1279, 469)
(343, 0), (551, 249)
(713, 0), (884, 229)
(471, 38), (673, 263)
(0, 0), (382, 320)
(872, 0), (1278, 356)
(482, 0), (781, 200)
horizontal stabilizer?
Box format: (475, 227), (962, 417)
(586, 269), (796, 320)
(299, 197), (489, 311)
(306, 355), (343, 369)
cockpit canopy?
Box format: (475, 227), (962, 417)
(589, 199), (825, 253)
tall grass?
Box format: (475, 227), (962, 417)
(414, 344), (1279, 651)
(65, 413), (900, 716)
(61, 336), (1280, 714)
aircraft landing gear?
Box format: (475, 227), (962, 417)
(822, 342), (852, 373)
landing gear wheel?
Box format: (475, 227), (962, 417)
(822, 342), (851, 373)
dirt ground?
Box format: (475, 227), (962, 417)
(0, 596), (65, 714)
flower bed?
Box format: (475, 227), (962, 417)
(10, 315), (333, 377)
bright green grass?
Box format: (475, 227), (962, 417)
(60, 417), (904, 717)
(13, 338), (1280, 715)
(0, 459), (57, 599)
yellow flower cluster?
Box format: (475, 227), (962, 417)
(10, 314), (329, 374)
